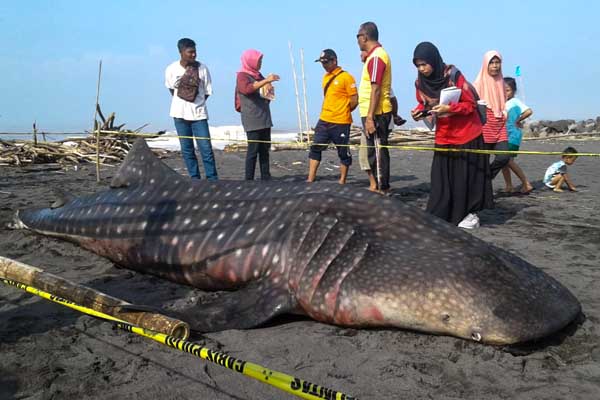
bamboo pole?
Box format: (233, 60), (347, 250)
(32, 121), (38, 146)
(0, 256), (190, 339)
(93, 60), (102, 183)
(288, 41), (303, 142)
(299, 48), (310, 142)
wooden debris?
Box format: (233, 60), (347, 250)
(0, 136), (169, 166)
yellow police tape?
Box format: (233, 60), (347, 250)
(2, 130), (600, 157)
(1, 277), (356, 400)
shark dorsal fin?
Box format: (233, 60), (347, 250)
(50, 188), (73, 209)
(110, 139), (184, 188)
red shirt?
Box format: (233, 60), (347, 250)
(481, 108), (508, 143)
(415, 74), (482, 145)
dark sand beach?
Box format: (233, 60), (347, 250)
(1, 139), (599, 399)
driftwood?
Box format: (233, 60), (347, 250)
(0, 137), (169, 166)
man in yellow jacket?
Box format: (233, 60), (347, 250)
(356, 21), (393, 194)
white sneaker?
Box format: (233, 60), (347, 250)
(458, 213), (480, 229)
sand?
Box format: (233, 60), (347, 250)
(1, 139), (599, 400)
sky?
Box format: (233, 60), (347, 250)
(1, 0), (599, 133)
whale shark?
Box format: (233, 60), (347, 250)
(13, 139), (581, 345)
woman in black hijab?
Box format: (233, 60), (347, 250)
(411, 42), (493, 229)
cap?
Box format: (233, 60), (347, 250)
(314, 49), (337, 63)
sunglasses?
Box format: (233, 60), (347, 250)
(356, 33), (365, 39)
(320, 58), (333, 64)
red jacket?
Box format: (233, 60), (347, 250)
(415, 71), (482, 145)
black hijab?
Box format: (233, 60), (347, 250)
(413, 42), (449, 99)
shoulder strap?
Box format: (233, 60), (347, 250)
(324, 70), (345, 96)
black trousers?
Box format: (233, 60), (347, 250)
(362, 112), (392, 190)
(245, 128), (271, 180)
(426, 135), (494, 225)
(486, 140), (510, 179)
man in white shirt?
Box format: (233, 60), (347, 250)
(165, 38), (218, 180)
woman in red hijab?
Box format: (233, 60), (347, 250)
(235, 49), (280, 180)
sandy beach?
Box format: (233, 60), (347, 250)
(1, 139), (599, 400)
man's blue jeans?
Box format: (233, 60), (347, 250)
(173, 118), (218, 180)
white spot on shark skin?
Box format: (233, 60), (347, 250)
(261, 207), (268, 213)
(233, 212), (240, 219)
(235, 249), (243, 257)
(193, 205), (200, 211)
(140, 222), (147, 229)
(212, 204), (219, 209)
(86, 209), (92, 215)
(262, 245), (270, 257)
(96, 227), (101, 234)
(184, 218), (191, 225)
(278, 223), (285, 230)
(225, 192), (232, 197)
(273, 254), (280, 264)
(200, 219), (208, 226)
(162, 223), (169, 230)
(171, 237), (179, 246)
(162, 190), (169, 197)
(150, 179), (156, 184)
(276, 188), (282, 193)
(129, 208), (136, 214)
(138, 170), (143, 176)
(188, 188), (194, 193)
(217, 233), (225, 240)
(185, 240), (194, 251)
(117, 226), (122, 234)
(246, 227), (255, 235)
(253, 269), (260, 278)
(176, 205), (182, 211)
(141, 191), (147, 197)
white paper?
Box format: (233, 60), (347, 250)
(440, 86), (461, 105)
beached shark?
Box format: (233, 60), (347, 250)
(13, 139), (581, 345)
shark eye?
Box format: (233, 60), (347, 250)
(471, 331), (482, 342)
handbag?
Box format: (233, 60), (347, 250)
(177, 62), (200, 102)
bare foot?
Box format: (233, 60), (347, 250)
(503, 186), (514, 193)
(520, 182), (534, 194)
(553, 187), (564, 193)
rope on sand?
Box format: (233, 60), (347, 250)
(1, 277), (357, 400)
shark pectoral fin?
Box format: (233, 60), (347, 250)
(182, 280), (295, 333)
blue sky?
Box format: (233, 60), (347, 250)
(0, 0), (598, 133)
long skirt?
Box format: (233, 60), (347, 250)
(426, 135), (494, 225)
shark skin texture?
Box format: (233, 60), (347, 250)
(15, 139), (581, 345)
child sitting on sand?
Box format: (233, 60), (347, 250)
(543, 147), (578, 192)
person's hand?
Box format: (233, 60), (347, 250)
(431, 104), (451, 114)
(393, 115), (407, 126)
(411, 109), (424, 121)
(516, 120), (525, 128)
(266, 74), (280, 83)
(365, 117), (376, 136)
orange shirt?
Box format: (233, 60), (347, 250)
(319, 67), (357, 124)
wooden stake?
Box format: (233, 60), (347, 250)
(32, 121), (38, 146)
(0, 256), (190, 339)
(93, 60), (102, 183)
(288, 41), (303, 142)
(299, 48), (310, 142)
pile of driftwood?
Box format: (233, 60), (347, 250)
(223, 126), (434, 153)
(0, 136), (168, 166)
